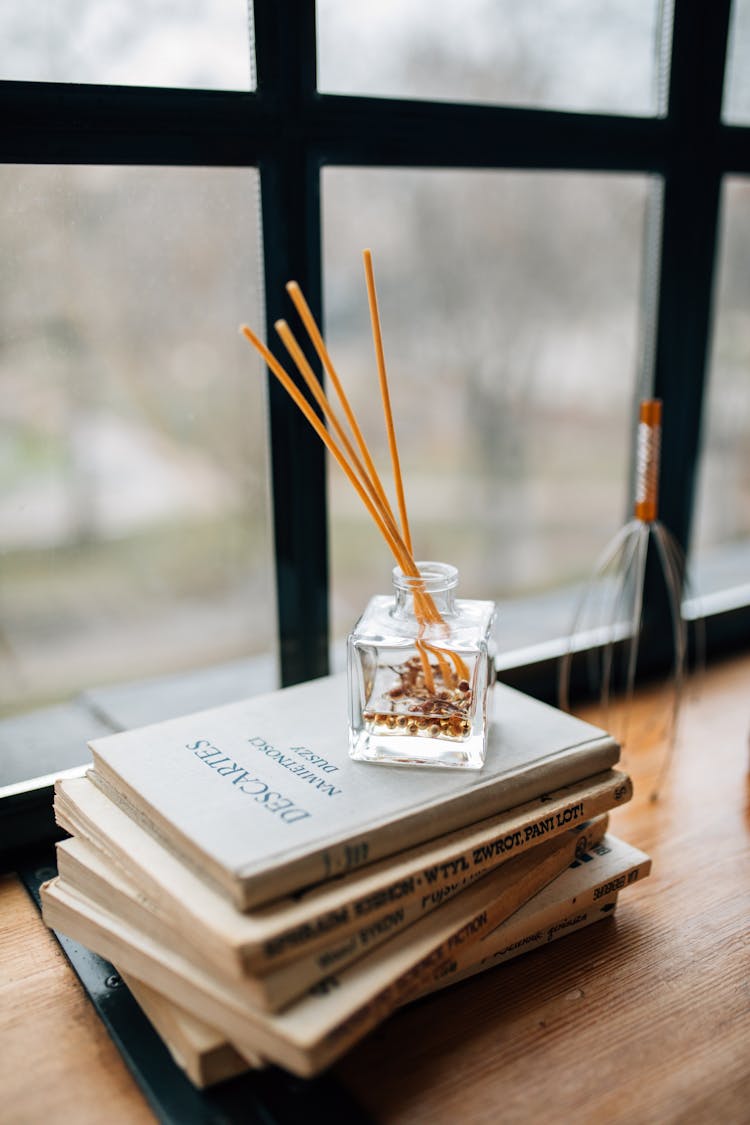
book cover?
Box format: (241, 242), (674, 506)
(87, 673), (620, 907)
(55, 769), (631, 986)
(41, 819), (606, 1076)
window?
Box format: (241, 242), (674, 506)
(0, 1), (255, 90)
(1, 1), (749, 818)
(0, 164), (273, 719)
(317, 0), (665, 116)
(691, 178), (750, 606)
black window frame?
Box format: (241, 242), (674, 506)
(1, 0), (748, 709)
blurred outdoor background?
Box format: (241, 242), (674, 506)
(1, 0), (749, 718)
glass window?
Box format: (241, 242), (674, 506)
(318, 0), (668, 117)
(690, 178), (750, 602)
(321, 168), (653, 656)
(0, 165), (274, 717)
(0, 0), (255, 91)
(724, 0), (750, 124)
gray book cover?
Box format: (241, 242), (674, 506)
(88, 674), (619, 908)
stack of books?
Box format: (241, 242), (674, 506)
(41, 675), (651, 1085)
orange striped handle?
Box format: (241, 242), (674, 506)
(634, 399), (662, 522)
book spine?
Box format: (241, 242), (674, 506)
(312, 818), (609, 1070)
(411, 897), (620, 1002)
(262, 860), (492, 1008)
(407, 835), (653, 1004)
(264, 803), (629, 1006)
(441, 851), (651, 982)
(404, 846), (652, 999)
(250, 770), (631, 973)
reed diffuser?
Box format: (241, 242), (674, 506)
(241, 250), (496, 770)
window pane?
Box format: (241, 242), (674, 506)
(322, 169), (652, 656)
(691, 179), (750, 601)
(0, 166), (274, 717)
(724, 0), (750, 124)
(1, 0), (254, 90)
(318, 0), (667, 116)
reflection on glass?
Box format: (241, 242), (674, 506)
(0, 0), (254, 90)
(724, 0), (750, 124)
(322, 168), (651, 655)
(691, 179), (750, 598)
(318, 0), (666, 116)
(0, 166), (272, 716)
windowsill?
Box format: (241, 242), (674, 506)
(0, 652), (278, 795)
(3, 646), (750, 1120)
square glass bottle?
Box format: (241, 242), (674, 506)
(347, 561), (496, 769)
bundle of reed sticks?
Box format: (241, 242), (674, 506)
(241, 249), (469, 691)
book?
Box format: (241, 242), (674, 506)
(122, 973), (259, 1088)
(41, 818), (606, 1077)
(86, 673), (620, 908)
(119, 829), (648, 1085)
(54, 768), (632, 998)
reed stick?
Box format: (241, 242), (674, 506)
(241, 266), (473, 688)
(415, 640), (436, 694)
(240, 324), (425, 595)
(362, 249), (413, 557)
(273, 291), (440, 627)
(422, 641), (470, 685)
(273, 318), (414, 575)
(285, 282), (394, 526)
(421, 642), (455, 689)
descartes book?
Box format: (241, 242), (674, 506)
(87, 674), (620, 908)
(84, 670), (620, 909)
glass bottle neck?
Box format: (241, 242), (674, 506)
(392, 561), (458, 619)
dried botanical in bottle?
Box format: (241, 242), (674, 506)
(241, 252), (497, 770)
(348, 562), (496, 769)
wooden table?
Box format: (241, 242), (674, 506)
(2, 652), (749, 1123)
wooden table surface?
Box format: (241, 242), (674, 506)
(2, 652), (749, 1124)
